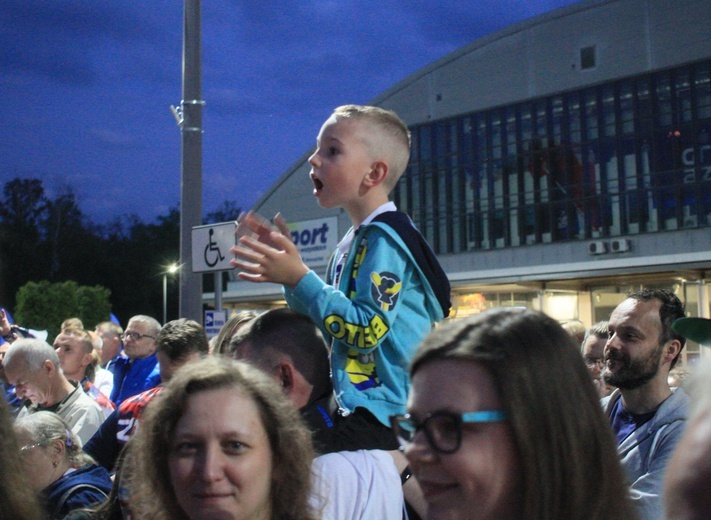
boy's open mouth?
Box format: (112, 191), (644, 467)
(312, 177), (324, 191)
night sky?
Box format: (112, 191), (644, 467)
(2, 0), (581, 225)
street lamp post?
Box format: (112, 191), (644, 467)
(163, 263), (180, 325)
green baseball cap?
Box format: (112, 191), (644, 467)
(672, 317), (711, 345)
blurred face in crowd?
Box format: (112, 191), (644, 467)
(122, 320), (157, 360)
(54, 333), (92, 381)
(168, 387), (273, 520)
(403, 359), (523, 520)
(3, 356), (54, 406)
(96, 326), (122, 364)
(603, 298), (665, 390)
(582, 334), (606, 381)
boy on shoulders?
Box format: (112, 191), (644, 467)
(232, 105), (450, 449)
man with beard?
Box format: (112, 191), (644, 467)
(601, 289), (689, 520)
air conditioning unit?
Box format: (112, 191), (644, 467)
(588, 241), (607, 255)
(611, 238), (631, 253)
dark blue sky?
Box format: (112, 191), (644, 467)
(1, 0), (581, 225)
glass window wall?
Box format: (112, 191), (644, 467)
(394, 58), (711, 254)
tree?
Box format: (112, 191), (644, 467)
(101, 206), (181, 323)
(204, 200), (242, 224)
(15, 281), (111, 340)
(43, 185), (88, 279)
(0, 178), (48, 231)
(1, 179), (244, 323)
(0, 178), (49, 306)
(76, 285), (112, 330)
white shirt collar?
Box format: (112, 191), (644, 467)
(336, 202), (397, 252)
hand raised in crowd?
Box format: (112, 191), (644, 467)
(230, 224), (309, 288)
(233, 211), (290, 250)
(1, 309), (14, 340)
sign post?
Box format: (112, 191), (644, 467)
(192, 221), (235, 329)
(192, 222), (236, 273)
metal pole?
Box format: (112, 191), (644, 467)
(214, 272), (222, 311)
(179, 0), (203, 322)
(163, 274), (168, 325)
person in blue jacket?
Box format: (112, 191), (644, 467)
(14, 411), (112, 519)
(109, 315), (161, 407)
(232, 105), (450, 449)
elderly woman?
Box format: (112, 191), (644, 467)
(0, 399), (45, 520)
(392, 307), (638, 520)
(130, 356), (317, 520)
(14, 411), (112, 519)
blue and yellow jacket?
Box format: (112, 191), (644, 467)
(285, 211), (450, 427)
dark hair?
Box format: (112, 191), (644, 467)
(130, 357), (317, 520)
(155, 319), (209, 362)
(411, 308), (637, 520)
(229, 309), (331, 400)
(627, 288), (686, 368)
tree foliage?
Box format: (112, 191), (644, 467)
(0, 177), (240, 327)
(15, 281), (111, 340)
(204, 199), (242, 224)
(0, 178), (48, 302)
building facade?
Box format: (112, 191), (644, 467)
(213, 0), (711, 366)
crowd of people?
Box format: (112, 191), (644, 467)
(1, 297), (709, 519)
(0, 105), (710, 519)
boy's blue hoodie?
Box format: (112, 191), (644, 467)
(285, 210), (450, 426)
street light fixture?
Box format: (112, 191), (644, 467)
(163, 262), (180, 325)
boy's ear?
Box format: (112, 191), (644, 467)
(364, 161), (388, 188)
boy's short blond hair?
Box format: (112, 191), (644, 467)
(333, 105), (411, 191)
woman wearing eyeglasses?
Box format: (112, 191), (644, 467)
(0, 399), (44, 520)
(391, 307), (637, 520)
(13, 411), (113, 519)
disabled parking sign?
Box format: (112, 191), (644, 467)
(191, 222), (236, 273)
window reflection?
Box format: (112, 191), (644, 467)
(398, 59), (711, 254)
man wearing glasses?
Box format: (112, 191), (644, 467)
(109, 315), (161, 407)
(581, 321), (614, 397)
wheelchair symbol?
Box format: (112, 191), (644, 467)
(204, 228), (225, 267)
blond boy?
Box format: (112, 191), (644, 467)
(232, 105), (450, 448)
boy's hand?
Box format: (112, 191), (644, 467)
(235, 211), (290, 250)
(272, 212), (291, 238)
(230, 231), (309, 288)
